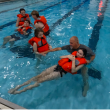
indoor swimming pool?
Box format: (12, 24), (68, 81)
(0, 0), (110, 109)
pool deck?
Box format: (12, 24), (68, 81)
(0, 97), (26, 109)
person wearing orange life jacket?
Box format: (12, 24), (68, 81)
(28, 27), (52, 56)
(1, 20), (32, 48)
(16, 8), (34, 27)
(58, 50), (87, 75)
(8, 48), (87, 95)
(31, 10), (50, 36)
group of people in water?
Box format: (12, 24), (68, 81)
(1, 8), (95, 97)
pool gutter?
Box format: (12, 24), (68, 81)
(0, 97), (26, 109)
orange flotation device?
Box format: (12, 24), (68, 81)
(28, 35), (49, 53)
(58, 51), (87, 74)
(17, 26), (32, 34)
(17, 14), (29, 26)
(34, 16), (49, 33)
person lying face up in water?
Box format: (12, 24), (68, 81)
(1, 20), (33, 48)
(8, 48), (87, 95)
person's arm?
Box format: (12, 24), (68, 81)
(67, 55), (84, 73)
(33, 42), (46, 56)
(16, 18), (20, 27)
(86, 55), (95, 64)
(49, 45), (52, 50)
(28, 17), (35, 28)
(60, 55), (70, 59)
(41, 47), (62, 54)
(71, 57), (84, 73)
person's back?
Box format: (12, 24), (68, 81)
(31, 10), (50, 36)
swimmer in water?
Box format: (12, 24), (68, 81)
(8, 48), (88, 97)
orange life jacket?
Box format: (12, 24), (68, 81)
(34, 16), (49, 33)
(17, 14), (29, 26)
(28, 35), (49, 53)
(17, 26), (32, 34)
(58, 51), (87, 74)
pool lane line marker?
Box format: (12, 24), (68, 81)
(50, 0), (89, 31)
(87, 0), (109, 79)
(88, 0), (109, 51)
(0, 0), (68, 30)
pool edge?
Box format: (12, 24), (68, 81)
(0, 97), (27, 109)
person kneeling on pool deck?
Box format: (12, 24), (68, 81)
(28, 27), (52, 57)
(31, 10), (50, 36)
(1, 20), (33, 48)
(8, 48), (87, 95)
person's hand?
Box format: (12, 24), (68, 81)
(49, 45), (52, 50)
(23, 28), (26, 31)
(35, 52), (46, 56)
(40, 53), (46, 56)
(41, 51), (48, 55)
(67, 55), (75, 61)
(86, 60), (91, 65)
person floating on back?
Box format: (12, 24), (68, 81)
(31, 10), (50, 36)
(8, 48), (87, 95)
(1, 20), (32, 48)
(41, 36), (95, 97)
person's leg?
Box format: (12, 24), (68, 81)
(1, 36), (11, 48)
(35, 65), (57, 80)
(35, 54), (42, 68)
(8, 76), (37, 94)
(37, 71), (62, 83)
(81, 66), (89, 97)
(8, 65), (57, 94)
(9, 38), (15, 48)
(12, 82), (39, 94)
(10, 70), (61, 94)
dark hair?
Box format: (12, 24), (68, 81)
(31, 10), (39, 17)
(78, 48), (87, 57)
(19, 8), (25, 13)
(34, 28), (44, 36)
(24, 20), (30, 24)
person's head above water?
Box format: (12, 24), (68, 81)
(34, 28), (44, 38)
(76, 48), (87, 58)
(23, 20), (30, 27)
(19, 8), (26, 16)
(31, 10), (40, 19)
(69, 36), (80, 49)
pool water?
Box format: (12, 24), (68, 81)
(0, 0), (110, 109)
